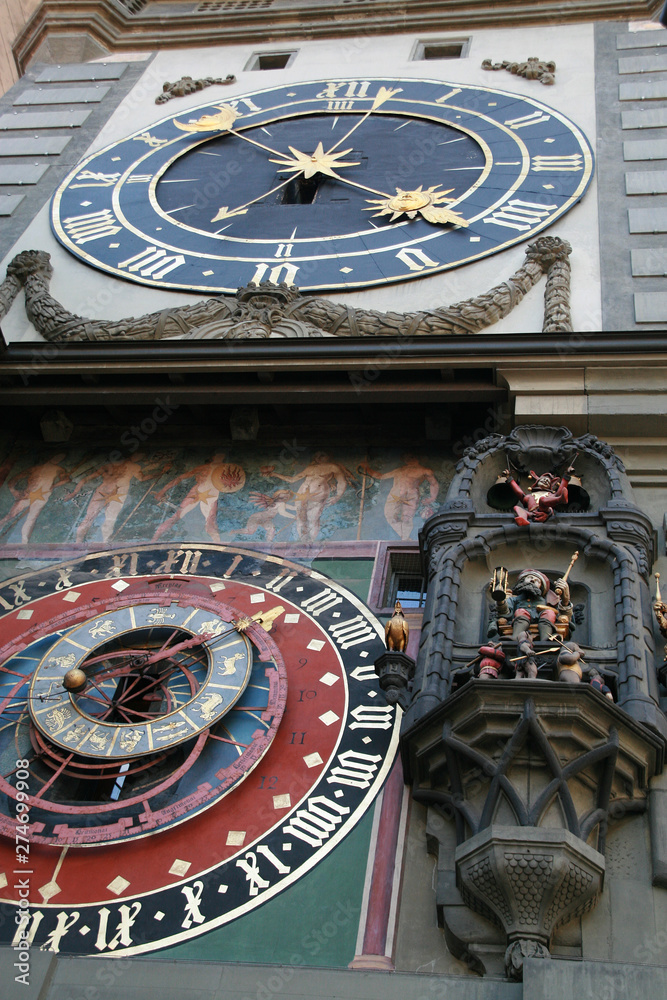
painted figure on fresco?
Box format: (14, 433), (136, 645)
(230, 489), (295, 542)
(0, 453), (68, 542)
(261, 453), (350, 543)
(68, 456), (167, 542)
(363, 455), (439, 540)
(153, 455), (245, 542)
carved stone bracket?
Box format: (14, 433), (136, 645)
(0, 238), (573, 343)
(402, 681), (662, 979)
(374, 650), (416, 709)
(457, 827), (603, 980)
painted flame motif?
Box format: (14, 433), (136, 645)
(212, 462), (246, 493)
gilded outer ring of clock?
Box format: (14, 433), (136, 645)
(51, 77), (594, 292)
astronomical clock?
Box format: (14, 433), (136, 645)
(0, 544), (398, 955)
(51, 77), (593, 293)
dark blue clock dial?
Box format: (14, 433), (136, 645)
(155, 114), (487, 241)
(51, 78), (594, 292)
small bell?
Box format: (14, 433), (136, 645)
(565, 474), (590, 511)
(487, 473), (516, 511)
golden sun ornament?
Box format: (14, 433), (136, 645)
(364, 185), (469, 226)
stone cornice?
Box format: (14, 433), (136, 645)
(3, 330), (667, 367)
(13, 0), (665, 72)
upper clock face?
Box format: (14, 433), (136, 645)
(0, 544), (398, 955)
(51, 77), (594, 292)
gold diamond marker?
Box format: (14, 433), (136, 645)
(38, 880), (62, 903)
(107, 875), (131, 895)
(169, 859), (192, 877)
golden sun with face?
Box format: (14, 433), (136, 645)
(364, 185), (469, 226)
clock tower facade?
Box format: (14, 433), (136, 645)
(1, 3), (667, 998)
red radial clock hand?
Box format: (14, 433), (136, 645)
(141, 632), (214, 665)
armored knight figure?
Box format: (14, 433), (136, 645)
(490, 567), (574, 642)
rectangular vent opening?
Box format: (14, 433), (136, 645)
(117, 0), (148, 13)
(198, 0), (274, 10)
(413, 38), (470, 61)
(245, 50), (297, 70)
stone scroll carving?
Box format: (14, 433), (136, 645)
(155, 74), (236, 104)
(0, 238), (573, 343)
(482, 57), (556, 86)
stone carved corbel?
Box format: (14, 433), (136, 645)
(155, 74), (236, 103)
(404, 684), (662, 980)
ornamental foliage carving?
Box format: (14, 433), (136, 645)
(0, 239), (573, 343)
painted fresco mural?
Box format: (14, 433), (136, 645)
(0, 446), (453, 546)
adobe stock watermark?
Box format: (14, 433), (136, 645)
(108, 396), (180, 461)
(12, 759), (32, 987)
(240, 898), (357, 1000)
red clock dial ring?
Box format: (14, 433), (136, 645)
(0, 544), (398, 957)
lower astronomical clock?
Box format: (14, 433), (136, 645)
(0, 544), (398, 955)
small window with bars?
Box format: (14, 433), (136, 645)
(118, 0), (148, 12)
(383, 551), (426, 610)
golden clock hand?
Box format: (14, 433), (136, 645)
(240, 89), (400, 190)
(364, 184), (469, 226)
(211, 174), (296, 223)
(38, 845), (69, 903)
(233, 605), (285, 634)
(174, 104), (241, 133)
(325, 85), (403, 155)
(175, 104), (290, 158)
(227, 127), (294, 159)
(317, 168), (391, 199)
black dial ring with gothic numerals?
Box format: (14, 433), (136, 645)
(51, 77), (594, 292)
(0, 544), (398, 956)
